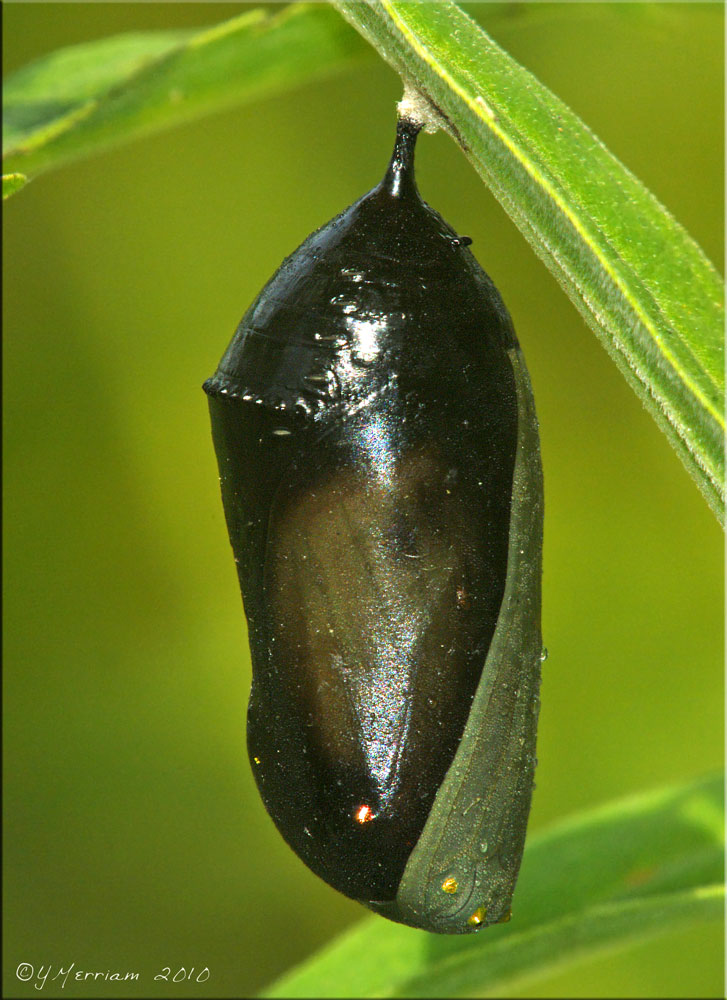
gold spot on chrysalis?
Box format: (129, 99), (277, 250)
(354, 804), (374, 824)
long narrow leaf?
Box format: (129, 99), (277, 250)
(332, 0), (725, 523)
(2, 28), (193, 153)
(2, 3), (368, 183)
(263, 774), (724, 998)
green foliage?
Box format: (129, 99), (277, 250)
(2, 4), (368, 179)
(3, 3), (723, 998)
(265, 775), (724, 997)
(2, 172), (27, 198)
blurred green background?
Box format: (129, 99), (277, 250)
(3, 2), (724, 997)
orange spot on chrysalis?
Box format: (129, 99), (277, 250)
(354, 804), (375, 824)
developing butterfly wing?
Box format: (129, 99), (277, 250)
(251, 364), (517, 903)
(382, 347), (543, 933)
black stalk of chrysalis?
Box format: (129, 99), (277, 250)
(203, 118), (543, 934)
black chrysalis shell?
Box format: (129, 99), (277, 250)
(204, 119), (543, 934)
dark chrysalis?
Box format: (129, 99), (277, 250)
(203, 118), (543, 934)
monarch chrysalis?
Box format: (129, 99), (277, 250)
(204, 117), (543, 934)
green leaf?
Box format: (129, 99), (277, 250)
(3, 172), (27, 199)
(2, 3), (368, 185)
(332, 0), (725, 524)
(262, 774), (724, 998)
(2, 29), (193, 153)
